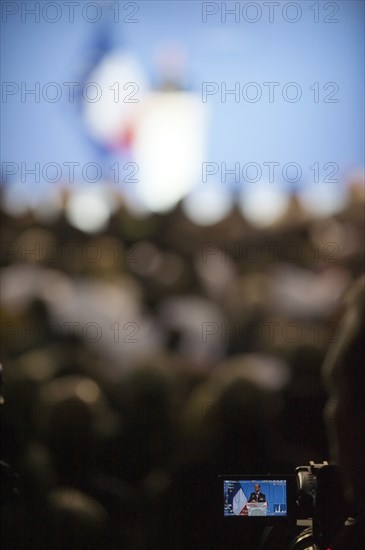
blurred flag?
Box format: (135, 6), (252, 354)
(75, 27), (118, 162)
(232, 487), (248, 516)
(83, 49), (147, 154)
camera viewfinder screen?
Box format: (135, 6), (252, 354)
(223, 479), (287, 517)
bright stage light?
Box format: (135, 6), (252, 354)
(182, 183), (233, 226)
(298, 181), (349, 218)
(239, 183), (289, 228)
(2, 183), (30, 217)
(134, 91), (208, 213)
(66, 187), (111, 233)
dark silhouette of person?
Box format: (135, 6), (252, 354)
(248, 483), (267, 503)
(323, 276), (365, 550)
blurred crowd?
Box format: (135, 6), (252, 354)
(0, 175), (364, 549)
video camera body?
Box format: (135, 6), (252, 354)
(221, 461), (349, 550)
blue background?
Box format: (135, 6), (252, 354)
(1, 1), (364, 188)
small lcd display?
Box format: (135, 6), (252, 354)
(223, 479), (287, 517)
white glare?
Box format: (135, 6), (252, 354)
(134, 92), (207, 213)
(182, 184), (232, 226)
(298, 181), (349, 218)
(239, 183), (289, 228)
(66, 188), (111, 233)
(2, 183), (30, 216)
